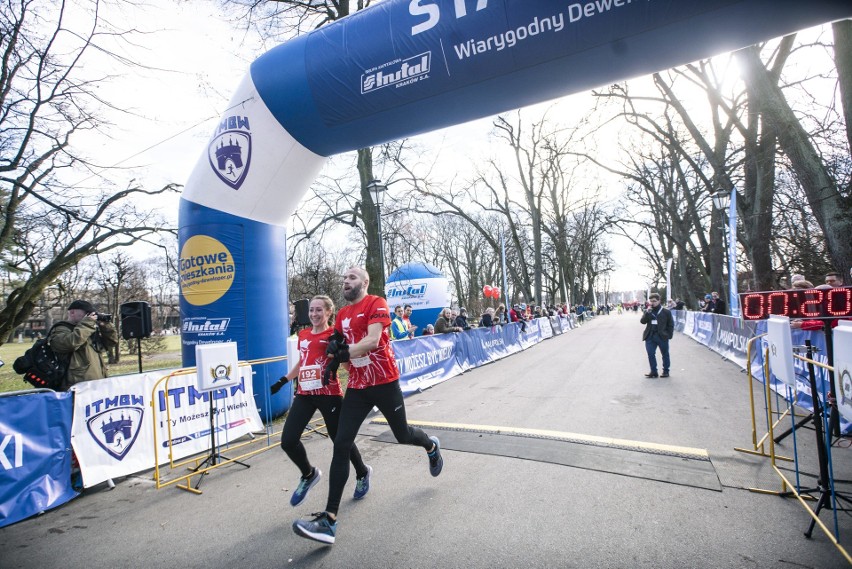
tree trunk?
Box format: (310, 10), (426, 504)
(357, 148), (385, 296)
(738, 46), (852, 276)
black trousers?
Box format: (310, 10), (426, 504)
(280, 394), (367, 479)
(325, 381), (432, 515)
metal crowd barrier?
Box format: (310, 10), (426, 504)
(758, 346), (851, 564)
(148, 355), (320, 494)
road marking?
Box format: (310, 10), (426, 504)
(370, 418), (708, 459)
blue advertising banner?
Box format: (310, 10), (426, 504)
(690, 312), (714, 346)
(709, 315), (758, 369)
(519, 318), (543, 349)
(500, 322), (525, 357)
(0, 391), (77, 528)
(540, 318), (554, 339)
(455, 327), (495, 371)
(550, 316), (563, 335)
(393, 333), (462, 394)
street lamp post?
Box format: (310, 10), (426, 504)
(710, 189), (731, 314)
(367, 179), (387, 288)
(574, 277), (580, 306)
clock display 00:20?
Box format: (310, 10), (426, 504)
(739, 287), (852, 320)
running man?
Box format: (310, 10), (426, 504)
(292, 267), (443, 545)
(271, 295), (372, 507)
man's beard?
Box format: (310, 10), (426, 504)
(343, 282), (363, 302)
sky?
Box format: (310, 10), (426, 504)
(65, 0), (671, 293)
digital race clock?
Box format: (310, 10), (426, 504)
(739, 287), (852, 320)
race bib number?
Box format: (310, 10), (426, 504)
(351, 355), (370, 368)
(299, 365), (323, 391)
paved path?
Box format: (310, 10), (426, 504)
(2, 313), (851, 568)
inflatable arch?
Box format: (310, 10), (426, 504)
(178, 0), (852, 418)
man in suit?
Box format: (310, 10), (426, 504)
(640, 293), (674, 378)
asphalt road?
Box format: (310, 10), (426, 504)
(2, 313), (851, 568)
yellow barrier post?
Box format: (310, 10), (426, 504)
(735, 334), (793, 462)
(150, 356), (289, 494)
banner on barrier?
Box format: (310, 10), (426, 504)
(454, 327), (495, 371)
(519, 319), (543, 349)
(71, 365), (263, 488)
(393, 334), (462, 394)
(0, 391), (77, 528)
(540, 318), (554, 339)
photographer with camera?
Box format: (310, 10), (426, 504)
(49, 299), (119, 389)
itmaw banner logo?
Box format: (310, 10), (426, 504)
(86, 405), (144, 461)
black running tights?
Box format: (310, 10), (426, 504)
(280, 394), (368, 480)
(325, 381), (432, 515)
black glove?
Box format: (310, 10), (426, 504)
(270, 376), (290, 394)
(322, 358), (340, 386)
(326, 330), (350, 363)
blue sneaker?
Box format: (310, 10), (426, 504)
(353, 465), (372, 500)
(290, 467), (321, 507)
(427, 436), (443, 477)
(293, 511), (337, 545)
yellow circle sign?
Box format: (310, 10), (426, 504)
(179, 235), (236, 306)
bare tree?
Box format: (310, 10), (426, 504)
(0, 0), (179, 342)
(737, 34), (852, 275)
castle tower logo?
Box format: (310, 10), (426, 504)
(86, 406), (144, 461)
(208, 115), (252, 190)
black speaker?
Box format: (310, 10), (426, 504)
(120, 301), (152, 340)
(294, 298), (311, 326)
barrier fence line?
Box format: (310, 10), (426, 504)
(150, 356), (288, 494)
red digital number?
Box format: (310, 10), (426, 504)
(742, 293), (765, 320)
(767, 292), (789, 317)
(827, 288), (852, 317)
(800, 289), (823, 317)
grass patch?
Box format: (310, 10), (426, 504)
(0, 335), (184, 394)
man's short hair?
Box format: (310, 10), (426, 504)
(649, 293), (661, 301)
(825, 271), (843, 283)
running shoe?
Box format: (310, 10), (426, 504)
(353, 465), (372, 500)
(427, 436), (443, 477)
(290, 467), (321, 507)
(293, 511), (337, 545)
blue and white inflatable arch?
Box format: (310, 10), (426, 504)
(178, 0), (852, 418)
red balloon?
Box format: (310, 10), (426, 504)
(493, 287), (501, 299)
(483, 285), (493, 298)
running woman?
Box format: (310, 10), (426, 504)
(271, 295), (372, 508)
(292, 267), (443, 545)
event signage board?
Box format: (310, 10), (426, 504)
(0, 391), (77, 528)
(71, 366), (262, 488)
(765, 316), (796, 387)
(196, 342), (240, 391)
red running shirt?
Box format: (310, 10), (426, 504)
(335, 295), (399, 389)
(294, 327), (343, 397)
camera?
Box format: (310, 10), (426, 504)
(96, 313), (112, 323)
